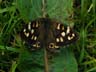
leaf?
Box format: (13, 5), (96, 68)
(18, 48), (45, 72)
(16, 0), (42, 21)
(49, 48), (78, 72)
(16, 0), (73, 23)
(46, 0), (73, 23)
(0, 45), (19, 52)
(10, 61), (18, 72)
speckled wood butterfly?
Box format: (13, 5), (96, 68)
(20, 18), (78, 51)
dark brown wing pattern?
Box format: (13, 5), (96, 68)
(20, 19), (42, 50)
(20, 18), (78, 50)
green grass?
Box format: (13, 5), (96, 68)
(0, 0), (96, 72)
(74, 0), (96, 72)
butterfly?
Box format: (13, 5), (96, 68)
(20, 18), (78, 51)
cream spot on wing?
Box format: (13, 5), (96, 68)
(57, 23), (60, 30)
(36, 21), (39, 27)
(32, 42), (40, 48)
(49, 43), (55, 48)
(28, 22), (31, 30)
(66, 26), (70, 34)
(24, 33), (29, 37)
(56, 38), (59, 42)
(55, 45), (59, 48)
(23, 29), (26, 32)
(36, 42), (40, 48)
(68, 36), (71, 40)
(34, 36), (37, 40)
(68, 33), (75, 40)
(31, 35), (34, 40)
(33, 44), (36, 47)
(31, 29), (34, 34)
(60, 37), (64, 42)
(72, 33), (75, 37)
(61, 32), (65, 37)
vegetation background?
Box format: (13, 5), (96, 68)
(0, 0), (96, 72)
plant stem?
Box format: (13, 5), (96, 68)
(42, 0), (46, 18)
(44, 48), (49, 72)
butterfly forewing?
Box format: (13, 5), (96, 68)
(53, 23), (78, 46)
(20, 18), (78, 50)
(47, 20), (78, 49)
(21, 20), (42, 50)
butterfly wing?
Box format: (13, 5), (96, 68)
(20, 18), (78, 51)
(47, 20), (78, 49)
(20, 19), (43, 50)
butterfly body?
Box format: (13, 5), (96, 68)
(20, 18), (78, 51)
